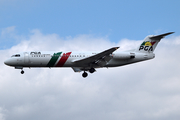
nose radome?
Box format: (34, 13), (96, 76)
(4, 59), (8, 65)
(4, 59), (11, 66)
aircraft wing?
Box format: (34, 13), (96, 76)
(73, 47), (119, 67)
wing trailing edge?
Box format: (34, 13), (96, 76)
(73, 47), (119, 66)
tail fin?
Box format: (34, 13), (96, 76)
(136, 32), (174, 53)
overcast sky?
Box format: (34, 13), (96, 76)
(0, 0), (180, 120)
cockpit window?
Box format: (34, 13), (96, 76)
(11, 54), (20, 57)
(15, 54), (20, 57)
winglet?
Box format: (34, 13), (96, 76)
(150, 32), (174, 40)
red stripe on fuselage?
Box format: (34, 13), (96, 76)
(55, 52), (72, 67)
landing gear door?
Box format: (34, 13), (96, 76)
(24, 52), (29, 64)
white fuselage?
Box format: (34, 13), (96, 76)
(4, 51), (155, 68)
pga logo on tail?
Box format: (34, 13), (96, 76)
(139, 41), (156, 52)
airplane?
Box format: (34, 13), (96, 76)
(4, 32), (174, 78)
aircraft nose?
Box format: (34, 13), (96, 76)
(4, 59), (12, 66)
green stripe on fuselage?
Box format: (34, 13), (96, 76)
(46, 52), (62, 67)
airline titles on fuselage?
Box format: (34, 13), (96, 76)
(30, 51), (95, 58)
(30, 52), (51, 57)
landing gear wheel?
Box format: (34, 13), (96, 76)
(21, 70), (24, 74)
(89, 68), (95, 73)
(82, 72), (88, 78)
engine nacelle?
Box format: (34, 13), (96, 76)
(113, 53), (135, 60)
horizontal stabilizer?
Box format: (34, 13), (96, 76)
(150, 32), (174, 40)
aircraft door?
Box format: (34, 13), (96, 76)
(24, 52), (29, 64)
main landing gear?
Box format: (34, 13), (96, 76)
(82, 72), (88, 78)
(89, 68), (95, 73)
(82, 68), (96, 78)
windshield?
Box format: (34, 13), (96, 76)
(11, 54), (20, 57)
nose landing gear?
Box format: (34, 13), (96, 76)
(15, 66), (24, 74)
(21, 70), (24, 74)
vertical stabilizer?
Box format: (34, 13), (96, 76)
(136, 32), (174, 53)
